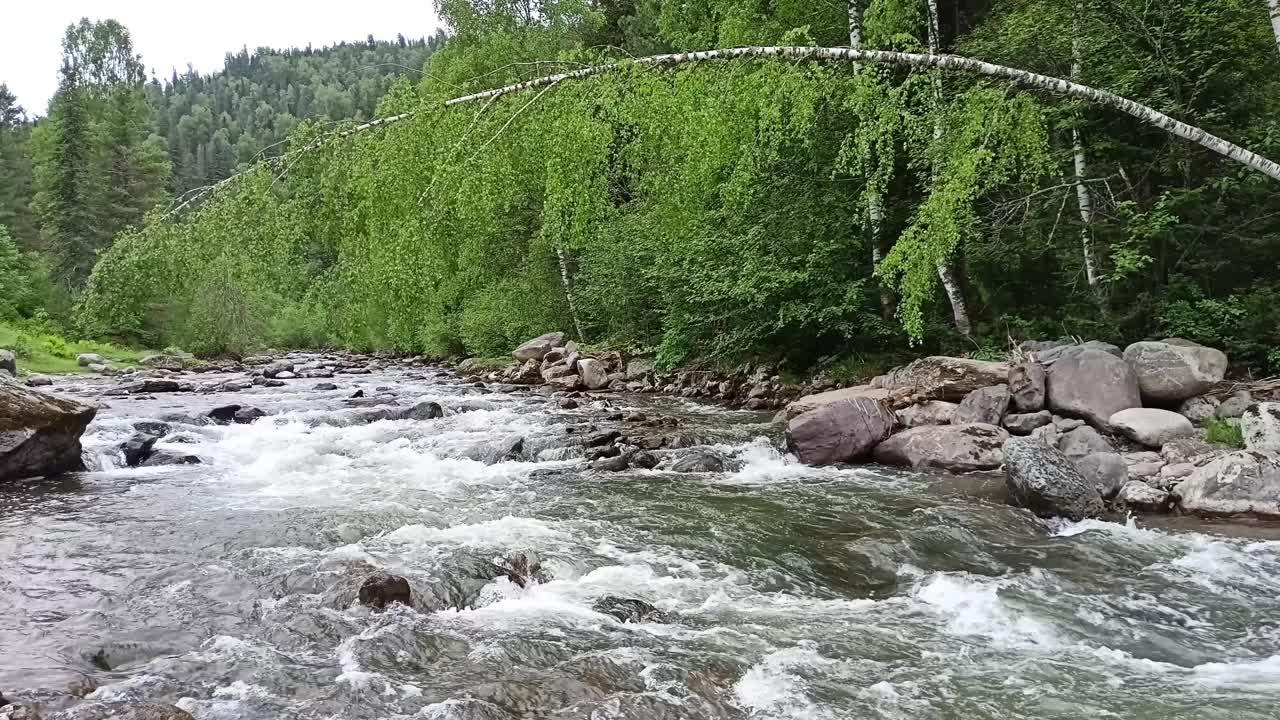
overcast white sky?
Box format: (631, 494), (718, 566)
(1, 1), (443, 116)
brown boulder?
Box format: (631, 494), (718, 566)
(786, 398), (895, 466)
(872, 423), (1009, 472)
(2, 379), (97, 482)
(873, 356), (1009, 403)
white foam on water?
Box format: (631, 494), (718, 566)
(910, 571), (1058, 649)
(732, 645), (837, 720)
(1191, 654), (1280, 690)
(382, 515), (570, 549)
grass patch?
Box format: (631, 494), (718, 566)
(460, 356), (513, 372)
(1204, 417), (1245, 448)
(0, 321), (149, 375)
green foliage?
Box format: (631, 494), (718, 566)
(0, 317), (146, 374)
(1204, 417), (1244, 449)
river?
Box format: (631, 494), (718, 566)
(2, 357), (1279, 719)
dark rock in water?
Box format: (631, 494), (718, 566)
(592, 455), (630, 472)
(630, 451), (659, 469)
(47, 702), (194, 719)
(592, 595), (665, 623)
(131, 421), (170, 437)
(586, 444), (621, 462)
(140, 451), (201, 467)
(262, 379), (285, 388)
(498, 435), (524, 461)
(262, 360), (294, 379)
(207, 404), (240, 424)
(314, 382), (338, 391)
(585, 429), (622, 447)
(671, 450), (725, 473)
(234, 407), (266, 424)
(350, 389), (364, 399)
(1003, 436), (1105, 521)
(786, 398), (894, 465)
(1, 379), (97, 482)
(398, 401), (444, 421)
(121, 433), (160, 467)
(558, 397), (579, 410)
(358, 574), (412, 609)
(110, 379), (181, 395)
(494, 553), (547, 588)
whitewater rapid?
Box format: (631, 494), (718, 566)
(2, 362), (1279, 718)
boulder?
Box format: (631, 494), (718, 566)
(1177, 395), (1219, 425)
(896, 400), (958, 428)
(1008, 361), (1046, 413)
(578, 358), (609, 390)
(234, 407), (266, 424)
(121, 433), (160, 467)
(784, 385), (891, 420)
(1035, 341), (1122, 363)
(140, 354), (186, 371)
(207, 404), (241, 424)
(1002, 436), (1105, 520)
(1123, 339), (1228, 403)
(1073, 452), (1128, 498)
(1045, 347), (1141, 428)
(1004, 410), (1052, 436)
(1216, 391), (1253, 419)
(871, 423), (1008, 472)
(513, 332), (566, 363)
(314, 382), (338, 391)
(671, 450), (727, 473)
(541, 362), (577, 383)
(558, 397), (579, 410)
(25, 374), (52, 387)
(110, 379), (181, 395)
(953, 385), (1010, 426)
(592, 455), (630, 472)
(133, 421), (171, 437)
(872, 356), (1009, 402)
(398, 401), (444, 421)
(1059, 425), (1115, 459)
(546, 374), (582, 392)
(511, 359), (542, 385)
(140, 451), (201, 467)
(593, 596), (665, 623)
(631, 451), (659, 469)
(1, 380), (97, 482)
(358, 574), (412, 609)
(1241, 402), (1280, 453)
(624, 356), (656, 381)
(76, 353), (105, 367)
(0, 349), (16, 375)
(1109, 408), (1195, 448)
(786, 398), (895, 466)
(1117, 481), (1171, 513)
(276, 370), (297, 380)
(262, 360), (294, 379)
(1174, 451), (1280, 517)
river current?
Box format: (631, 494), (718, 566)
(2, 358), (1279, 718)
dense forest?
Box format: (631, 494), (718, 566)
(7, 1), (1280, 378)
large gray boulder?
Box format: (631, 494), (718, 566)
(1123, 339), (1227, 404)
(1073, 452), (1129, 498)
(0, 349), (15, 376)
(784, 385), (890, 420)
(872, 423), (1008, 472)
(1174, 450), (1280, 517)
(76, 352), (105, 367)
(896, 400), (958, 428)
(1109, 408), (1195, 448)
(1, 379), (97, 482)
(577, 358), (609, 390)
(786, 398), (895, 466)
(1008, 361), (1046, 412)
(1004, 410), (1052, 436)
(1241, 402), (1280, 453)
(872, 356), (1009, 403)
(1045, 347), (1141, 428)
(953, 385), (1010, 426)
(1002, 436), (1105, 520)
(513, 332), (566, 363)
(1035, 340), (1122, 363)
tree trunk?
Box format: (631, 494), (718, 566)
(1270, 0), (1280, 57)
(849, 0), (895, 320)
(556, 247), (587, 342)
(1071, 28), (1100, 292)
(444, 47), (1280, 182)
(925, 0), (974, 339)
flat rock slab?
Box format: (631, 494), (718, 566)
(873, 356), (1009, 403)
(1109, 408), (1195, 448)
(1175, 450), (1280, 517)
(872, 423), (1008, 472)
(783, 385), (890, 420)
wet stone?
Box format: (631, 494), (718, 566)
(592, 595), (666, 623)
(358, 574), (412, 609)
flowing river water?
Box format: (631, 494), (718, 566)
(3, 357), (1280, 719)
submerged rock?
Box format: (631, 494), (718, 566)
(207, 404), (240, 424)
(121, 433), (160, 467)
(234, 407), (266, 424)
(871, 423), (1008, 472)
(592, 596), (666, 623)
(1002, 436), (1105, 521)
(786, 398), (895, 465)
(1123, 339), (1227, 404)
(592, 455), (630, 472)
(109, 379), (181, 395)
(48, 703), (193, 720)
(630, 451), (659, 469)
(670, 450), (727, 473)
(358, 574), (412, 609)
(140, 451), (201, 467)
(1, 379), (97, 482)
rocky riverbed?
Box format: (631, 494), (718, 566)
(3, 349), (1280, 718)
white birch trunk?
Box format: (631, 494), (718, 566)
(925, 0), (974, 339)
(556, 247), (587, 342)
(1270, 0), (1280, 57)
(849, 0), (894, 318)
(1071, 29), (1100, 291)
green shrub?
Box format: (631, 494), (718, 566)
(1204, 418), (1244, 448)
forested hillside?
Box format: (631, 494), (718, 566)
(152, 34), (445, 195)
(8, 0), (1280, 379)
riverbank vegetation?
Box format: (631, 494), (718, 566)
(6, 1), (1280, 376)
